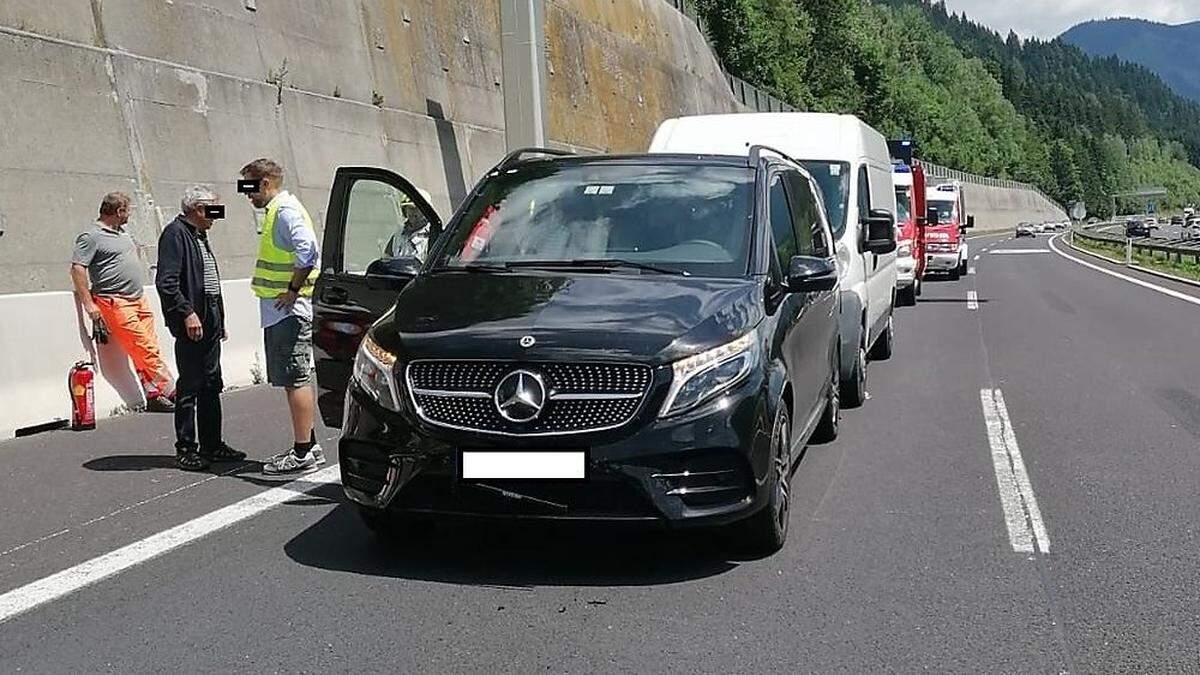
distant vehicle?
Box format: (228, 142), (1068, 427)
(890, 147), (927, 307)
(650, 112), (899, 408)
(1184, 217), (1200, 240)
(1087, 216), (1100, 225)
(1126, 220), (1152, 238)
(1015, 223), (1036, 237)
(1145, 216), (1158, 228)
(1170, 215), (1184, 226)
(925, 182), (973, 279)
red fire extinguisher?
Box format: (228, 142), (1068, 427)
(69, 361), (96, 431)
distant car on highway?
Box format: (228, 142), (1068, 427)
(1015, 223), (1036, 237)
(1125, 220), (1153, 237)
(1145, 216), (1158, 228)
(1170, 215), (1184, 227)
(1184, 217), (1200, 240)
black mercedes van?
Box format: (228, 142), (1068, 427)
(312, 147), (882, 553)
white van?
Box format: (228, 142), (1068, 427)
(650, 113), (898, 407)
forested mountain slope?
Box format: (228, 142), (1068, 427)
(692, 0), (1200, 214)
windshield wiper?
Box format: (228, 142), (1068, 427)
(432, 263), (511, 274)
(505, 258), (690, 276)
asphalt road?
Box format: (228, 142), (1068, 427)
(3, 230), (1200, 672)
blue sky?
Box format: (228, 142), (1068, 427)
(938, 0), (1200, 39)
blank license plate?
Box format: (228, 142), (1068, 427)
(459, 451), (587, 480)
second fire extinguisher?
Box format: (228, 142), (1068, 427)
(69, 361), (96, 431)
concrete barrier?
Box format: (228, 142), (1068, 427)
(0, 280), (262, 440)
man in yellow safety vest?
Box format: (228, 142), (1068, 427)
(239, 158), (325, 476)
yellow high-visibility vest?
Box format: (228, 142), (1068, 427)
(251, 192), (319, 298)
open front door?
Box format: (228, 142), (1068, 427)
(314, 166), (443, 427)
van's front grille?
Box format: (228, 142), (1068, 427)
(406, 361), (652, 435)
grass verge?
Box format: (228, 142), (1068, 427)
(1070, 234), (1200, 284)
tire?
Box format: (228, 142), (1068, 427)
(733, 406), (792, 555)
(841, 341), (867, 408)
(811, 355), (840, 443)
(869, 314), (894, 361)
(897, 284), (916, 307)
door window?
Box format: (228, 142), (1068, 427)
(784, 171), (824, 256)
(341, 179), (434, 274)
(768, 174), (797, 271)
(856, 166), (872, 219)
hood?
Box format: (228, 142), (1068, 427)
(373, 271), (763, 366)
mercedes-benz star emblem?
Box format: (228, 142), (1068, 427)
(519, 335), (536, 348)
(494, 370), (546, 423)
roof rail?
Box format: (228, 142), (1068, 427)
(496, 147), (576, 171)
(748, 144), (801, 168)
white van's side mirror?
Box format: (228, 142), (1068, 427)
(861, 209), (897, 255)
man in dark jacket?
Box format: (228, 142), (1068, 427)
(155, 186), (245, 471)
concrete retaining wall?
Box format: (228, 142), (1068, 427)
(0, 0), (739, 438)
(930, 179), (1068, 231)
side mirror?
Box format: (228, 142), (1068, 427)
(965, 215), (976, 229)
(787, 256), (838, 293)
(861, 208), (897, 254)
(925, 206), (940, 227)
(365, 256), (421, 290)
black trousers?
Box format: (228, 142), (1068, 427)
(174, 295), (225, 452)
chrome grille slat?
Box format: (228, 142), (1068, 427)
(406, 360), (651, 435)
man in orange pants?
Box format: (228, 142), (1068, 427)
(71, 192), (176, 412)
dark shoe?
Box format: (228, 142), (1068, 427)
(177, 450), (210, 472)
(200, 443), (247, 463)
(145, 396), (176, 413)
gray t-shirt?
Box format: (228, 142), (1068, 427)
(71, 222), (145, 298)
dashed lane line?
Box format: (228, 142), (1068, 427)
(967, 290), (979, 310)
(979, 389), (1050, 554)
(0, 466), (341, 625)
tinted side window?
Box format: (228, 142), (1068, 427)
(784, 171), (820, 256)
(768, 174), (796, 271)
(857, 165), (871, 218)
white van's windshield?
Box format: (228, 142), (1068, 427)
(799, 161), (851, 238)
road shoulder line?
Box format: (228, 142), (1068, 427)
(1049, 235), (1200, 308)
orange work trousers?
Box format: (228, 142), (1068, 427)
(93, 295), (175, 399)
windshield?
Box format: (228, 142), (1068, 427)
(799, 161), (851, 238)
(435, 163), (755, 278)
(928, 199), (957, 225)
(895, 187), (912, 224)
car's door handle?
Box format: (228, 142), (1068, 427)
(323, 286), (349, 304)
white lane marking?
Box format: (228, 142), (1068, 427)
(990, 249), (1050, 255)
(980, 389), (1050, 554)
(967, 291), (978, 310)
(973, 254), (981, 261)
(968, 267), (976, 275)
(0, 466), (340, 625)
(1050, 235), (1200, 308)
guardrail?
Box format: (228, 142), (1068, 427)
(1072, 224), (1200, 265)
(924, 161), (1065, 214)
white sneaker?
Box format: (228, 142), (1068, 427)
(263, 443), (325, 476)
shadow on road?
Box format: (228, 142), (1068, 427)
(283, 503), (742, 587)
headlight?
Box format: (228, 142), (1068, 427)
(897, 240), (912, 258)
(659, 332), (759, 418)
(353, 332), (400, 412)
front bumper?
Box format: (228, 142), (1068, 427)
(925, 252), (960, 271)
(338, 372), (774, 528)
